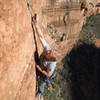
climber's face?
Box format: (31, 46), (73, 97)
(45, 50), (57, 61)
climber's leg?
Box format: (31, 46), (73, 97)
(39, 82), (46, 93)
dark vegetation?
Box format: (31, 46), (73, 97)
(80, 14), (100, 44)
(44, 14), (100, 100)
(66, 43), (100, 100)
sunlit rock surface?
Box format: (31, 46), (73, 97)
(0, 0), (43, 100)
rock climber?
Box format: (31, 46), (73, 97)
(32, 14), (57, 99)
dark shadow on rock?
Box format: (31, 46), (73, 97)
(31, 17), (40, 65)
(64, 43), (100, 100)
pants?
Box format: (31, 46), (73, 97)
(39, 77), (51, 93)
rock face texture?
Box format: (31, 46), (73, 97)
(87, 0), (100, 6)
(0, 0), (43, 100)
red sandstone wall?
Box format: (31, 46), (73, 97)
(0, 0), (43, 100)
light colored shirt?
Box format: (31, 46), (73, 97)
(43, 43), (56, 73)
(43, 61), (56, 73)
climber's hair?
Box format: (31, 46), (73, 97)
(45, 50), (57, 61)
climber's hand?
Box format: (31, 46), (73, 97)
(36, 65), (42, 72)
(32, 13), (39, 24)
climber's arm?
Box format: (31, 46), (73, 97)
(32, 14), (47, 48)
(36, 65), (52, 78)
(35, 24), (47, 48)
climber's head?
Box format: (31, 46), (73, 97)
(45, 50), (57, 61)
